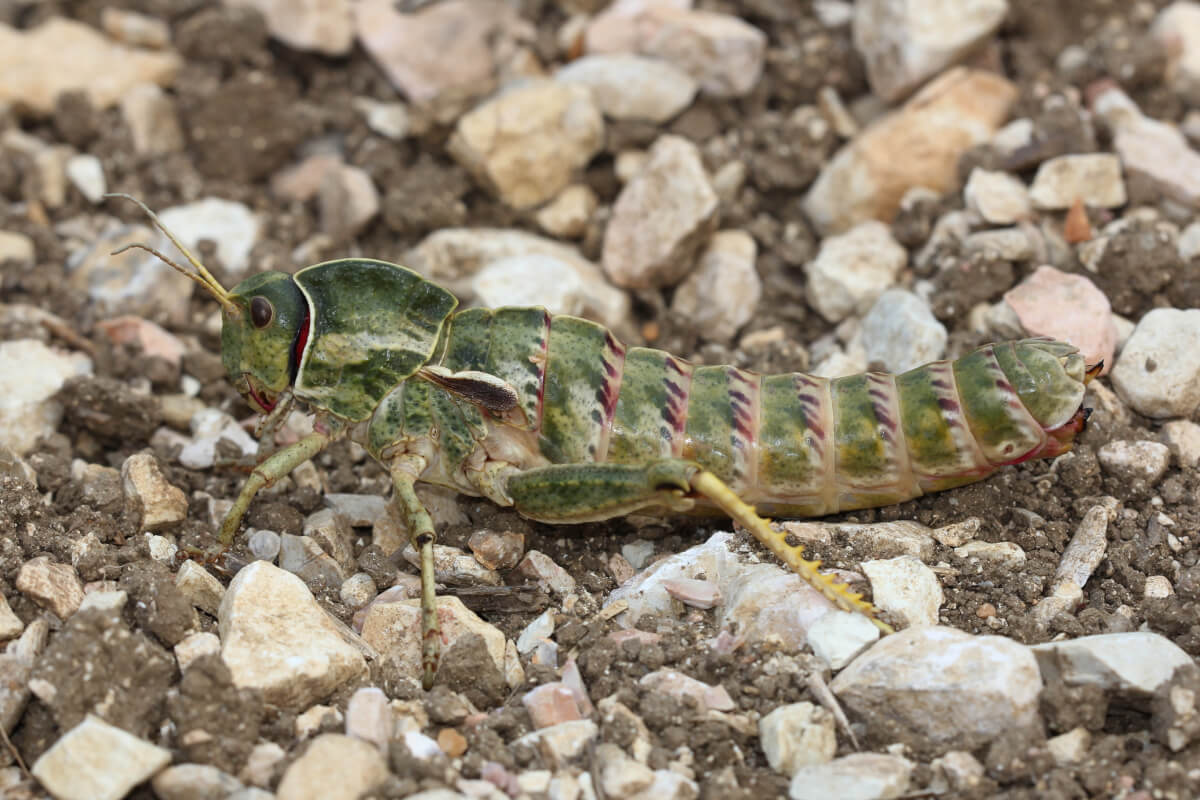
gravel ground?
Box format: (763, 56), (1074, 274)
(3, 1), (1200, 799)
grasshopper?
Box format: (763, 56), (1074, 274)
(109, 194), (1099, 689)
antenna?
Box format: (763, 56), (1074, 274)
(104, 193), (239, 315)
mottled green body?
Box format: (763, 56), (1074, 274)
(218, 259), (1088, 521)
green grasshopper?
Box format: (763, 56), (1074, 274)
(109, 194), (1099, 689)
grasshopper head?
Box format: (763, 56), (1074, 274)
(222, 271), (310, 413)
(105, 194), (310, 414)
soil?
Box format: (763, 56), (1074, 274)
(2, 1), (1200, 799)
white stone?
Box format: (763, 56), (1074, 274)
(0, 17), (180, 116)
(401, 542), (501, 586)
(640, 10), (766, 98)
(789, 753), (913, 800)
(152, 763), (244, 800)
(345, 687), (393, 752)
(1098, 440), (1171, 484)
(449, 81), (604, 210)
(16, 557), (85, 620)
(100, 9), (170, 49)
(861, 556), (943, 627)
(1162, 420), (1200, 467)
(275, 734), (390, 800)
(1094, 86), (1200, 209)
(535, 184), (598, 240)
(0, 230), (34, 264)
(31, 715), (171, 800)
(833, 627), (1041, 751)
(179, 408), (259, 469)
(517, 608), (556, 654)
(1029, 154), (1127, 210)
(471, 254), (591, 318)
(805, 221), (907, 323)
(225, 0), (354, 56)
(353, 97), (409, 140)
(407, 227), (630, 332)
(514, 719), (598, 767)
(1047, 727), (1091, 766)
(806, 611), (880, 670)
(120, 83), (185, 156)
(1110, 308), (1200, 418)
(219, 561), (367, 710)
(852, 0), (1008, 102)
(121, 452), (188, 531)
(954, 541), (1026, 566)
(0, 594), (22, 641)
(174, 631), (221, 672)
(1155, 2), (1200, 88)
(0, 339), (92, 456)
(860, 289), (946, 373)
(640, 669), (735, 712)
(158, 198), (261, 278)
(602, 134), (718, 288)
(360, 595), (521, 690)
(669, 230), (761, 343)
(596, 742), (655, 797)
(963, 167), (1031, 224)
(759, 701), (837, 777)
(556, 53), (697, 122)
(1031, 632), (1193, 697)
(66, 154), (106, 204)
(1146, 575), (1175, 599)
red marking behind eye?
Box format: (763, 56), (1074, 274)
(292, 305), (311, 375)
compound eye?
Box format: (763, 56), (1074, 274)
(250, 296), (274, 329)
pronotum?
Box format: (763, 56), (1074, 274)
(110, 194), (1100, 689)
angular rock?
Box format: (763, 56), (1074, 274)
(0, 339), (93, 456)
(760, 701), (837, 776)
(1093, 85), (1200, 210)
(355, 0), (533, 102)
(100, 8), (171, 49)
(517, 550), (577, 595)
(534, 184), (598, 240)
(174, 631), (221, 672)
(151, 763), (244, 800)
(449, 80), (604, 210)
(66, 154), (106, 203)
(96, 316), (186, 365)
(120, 83), (185, 156)
(862, 556), (943, 628)
(1028, 154), (1126, 210)
(345, 686), (392, 751)
(954, 541), (1026, 566)
(31, 715), (171, 800)
(470, 253), (617, 323)
(406, 227), (629, 331)
(179, 408), (258, 470)
(219, 561), (367, 710)
(121, 452), (188, 531)
(175, 560), (225, 616)
(588, 6), (766, 98)
(556, 53), (697, 122)
(860, 288), (946, 373)
(1110, 308), (1200, 418)
(1031, 632), (1193, 698)
(360, 595), (520, 690)
(1161, 419), (1200, 468)
(602, 134), (718, 288)
(275, 734), (389, 800)
(157, 198), (261, 279)
(1097, 440), (1171, 485)
(669, 229), (761, 344)
(596, 742), (655, 797)
(225, 0), (353, 55)
(513, 719), (598, 767)
(516, 608), (555, 654)
(0, 594), (22, 641)
(806, 611), (881, 670)
(832, 626), (1041, 750)
(523, 682), (583, 729)
(401, 542), (502, 586)
(963, 167), (1032, 225)
(1003, 266), (1116, 375)
(0, 17), (179, 116)
(803, 68), (1017, 234)
(640, 669), (734, 712)
(853, 0), (1008, 102)
(789, 753), (912, 800)
(468, 529), (525, 571)
(279, 534), (346, 589)
(804, 221), (906, 323)
(17, 557), (85, 620)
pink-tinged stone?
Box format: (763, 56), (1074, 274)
(355, 0), (534, 102)
(561, 657), (595, 716)
(1003, 266), (1116, 375)
(586, 3), (765, 98)
(0, 17), (180, 117)
(803, 67), (1017, 235)
(95, 316), (186, 366)
(522, 682), (583, 729)
(661, 578), (722, 609)
(517, 550), (577, 595)
(608, 629), (663, 647)
(639, 669), (735, 712)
